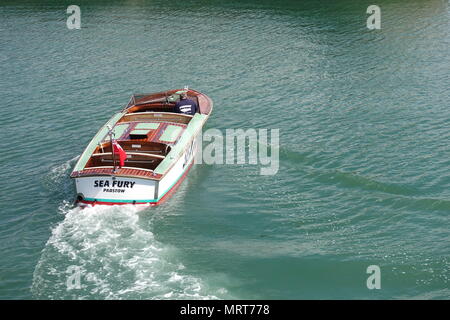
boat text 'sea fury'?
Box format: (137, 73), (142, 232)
(70, 88), (213, 207)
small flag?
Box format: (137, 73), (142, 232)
(113, 140), (127, 167)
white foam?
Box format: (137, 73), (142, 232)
(43, 156), (80, 200)
(32, 204), (226, 299)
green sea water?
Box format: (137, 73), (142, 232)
(0, 0), (449, 299)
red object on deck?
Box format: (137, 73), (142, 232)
(113, 141), (127, 167)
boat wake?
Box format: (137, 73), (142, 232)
(42, 155), (80, 202)
(279, 147), (450, 208)
(32, 199), (224, 300)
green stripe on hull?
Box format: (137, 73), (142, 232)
(83, 198), (156, 203)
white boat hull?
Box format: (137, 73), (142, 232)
(75, 136), (198, 206)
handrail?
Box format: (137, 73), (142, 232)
(134, 97), (168, 106)
(120, 112), (193, 125)
(82, 166), (155, 173)
(125, 111), (193, 118)
(91, 152), (165, 159)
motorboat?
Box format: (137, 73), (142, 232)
(70, 88), (213, 206)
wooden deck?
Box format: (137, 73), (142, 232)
(71, 88), (213, 181)
(113, 120), (186, 146)
(70, 166), (163, 180)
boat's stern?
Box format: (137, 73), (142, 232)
(74, 176), (158, 206)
